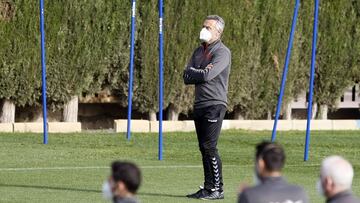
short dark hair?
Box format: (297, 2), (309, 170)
(111, 161), (141, 194)
(255, 141), (285, 172)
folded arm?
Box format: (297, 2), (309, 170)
(183, 48), (230, 84)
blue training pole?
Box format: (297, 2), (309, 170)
(271, 0), (300, 142)
(126, 0), (136, 140)
(39, 0), (48, 144)
(304, 0), (320, 161)
(158, 0), (164, 161)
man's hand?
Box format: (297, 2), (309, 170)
(205, 63), (213, 70)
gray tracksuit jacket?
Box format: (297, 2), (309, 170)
(114, 197), (139, 203)
(326, 191), (360, 203)
(183, 40), (231, 109)
(238, 177), (309, 203)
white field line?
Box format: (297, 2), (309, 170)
(0, 164), (320, 172)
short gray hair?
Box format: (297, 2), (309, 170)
(321, 156), (354, 190)
(206, 15), (225, 33)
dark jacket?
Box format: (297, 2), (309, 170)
(327, 191), (360, 203)
(238, 176), (309, 203)
(114, 196), (139, 203)
(183, 40), (231, 109)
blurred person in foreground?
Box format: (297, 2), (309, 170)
(238, 141), (309, 203)
(183, 14), (231, 200)
(317, 155), (360, 203)
(102, 161), (141, 203)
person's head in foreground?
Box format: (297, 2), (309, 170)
(318, 155), (360, 203)
(199, 15), (225, 44)
(238, 141), (309, 203)
(102, 161), (141, 203)
(254, 141), (285, 181)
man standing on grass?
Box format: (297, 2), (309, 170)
(183, 15), (231, 200)
(317, 156), (360, 203)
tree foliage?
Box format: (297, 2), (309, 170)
(314, 0), (355, 109)
(0, 0), (359, 119)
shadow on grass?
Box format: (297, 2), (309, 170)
(0, 184), (187, 198)
(139, 192), (185, 198)
(0, 183), (100, 193)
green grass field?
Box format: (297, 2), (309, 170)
(0, 130), (359, 203)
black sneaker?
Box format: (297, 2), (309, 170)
(186, 186), (224, 200)
(186, 186), (208, 199)
(200, 189), (224, 200)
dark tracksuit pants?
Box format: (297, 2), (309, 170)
(193, 104), (227, 191)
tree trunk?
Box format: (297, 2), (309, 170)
(63, 96), (78, 122)
(311, 102), (318, 119)
(0, 99), (15, 123)
(283, 102), (292, 120)
(316, 104), (328, 120)
(167, 104), (179, 121)
(149, 110), (157, 121)
(33, 106), (43, 122)
(234, 109), (244, 120)
(267, 110), (272, 120)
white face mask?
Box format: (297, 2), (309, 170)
(102, 181), (114, 200)
(316, 179), (325, 196)
(199, 28), (212, 43)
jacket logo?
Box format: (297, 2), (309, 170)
(208, 119), (218, 123)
